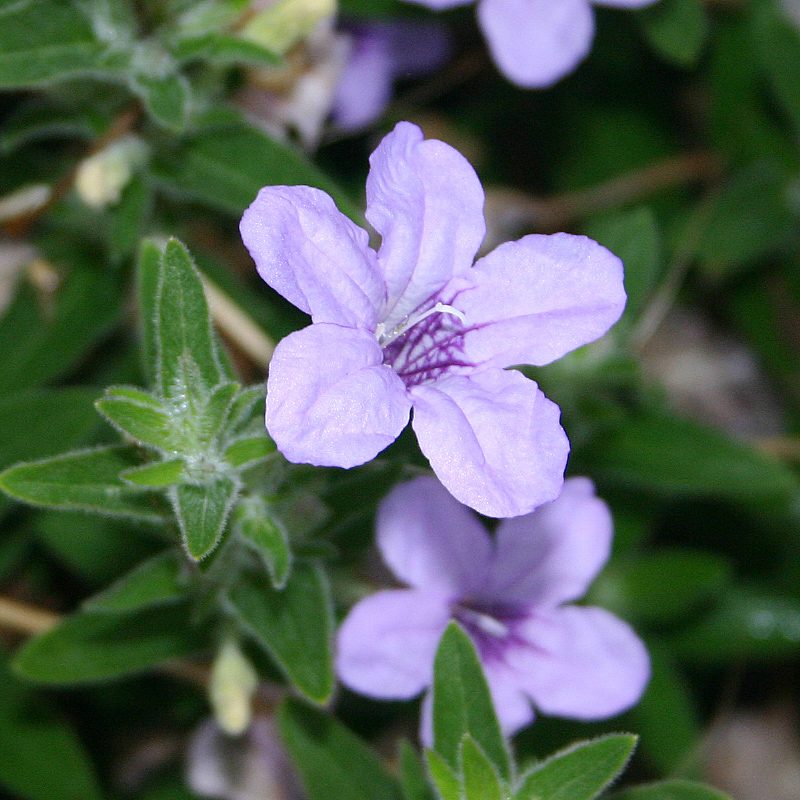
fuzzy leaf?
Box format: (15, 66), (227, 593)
(171, 476), (239, 560)
(235, 499), (292, 588)
(278, 699), (402, 800)
(83, 551), (185, 614)
(610, 780), (731, 800)
(460, 736), (504, 800)
(121, 459), (185, 487)
(226, 564), (334, 703)
(224, 435), (276, 468)
(0, 446), (163, 522)
(426, 751), (461, 800)
(96, 387), (174, 451)
(432, 623), (511, 781)
(514, 735), (637, 800)
(399, 740), (436, 800)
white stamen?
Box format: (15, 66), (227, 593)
(376, 302), (466, 347)
(459, 607), (509, 639)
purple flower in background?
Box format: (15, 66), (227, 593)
(240, 121), (625, 517)
(403, 0), (659, 88)
(336, 476), (650, 739)
(332, 20), (451, 131)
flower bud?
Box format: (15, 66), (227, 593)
(209, 639), (259, 736)
(74, 135), (148, 210)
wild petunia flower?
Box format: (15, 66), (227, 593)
(240, 121), (625, 517)
(401, 0), (659, 88)
(336, 476), (650, 739)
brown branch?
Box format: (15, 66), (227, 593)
(0, 595), (60, 636)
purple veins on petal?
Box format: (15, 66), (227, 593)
(336, 476), (651, 739)
(241, 120), (626, 516)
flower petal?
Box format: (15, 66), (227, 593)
(458, 233), (626, 370)
(477, 0), (594, 88)
(336, 589), (451, 699)
(265, 323), (411, 467)
(365, 122), (485, 332)
(377, 476), (492, 596)
(241, 185), (384, 328)
(480, 477), (612, 607)
(410, 370), (569, 517)
(508, 606), (650, 720)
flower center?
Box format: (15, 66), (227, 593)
(452, 601), (525, 666)
(380, 296), (472, 388)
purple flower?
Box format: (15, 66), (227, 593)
(403, 0), (659, 88)
(336, 476), (650, 739)
(332, 20), (451, 132)
(240, 121), (625, 517)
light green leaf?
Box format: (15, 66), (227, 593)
(461, 735), (504, 800)
(399, 740), (436, 800)
(432, 623), (511, 781)
(121, 459), (185, 487)
(171, 476), (239, 560)
(224, 435), (276, 468)
(152, 114), (361, 219)
(226, 564), (334, 703)
(425, 751), (461, 800)
(12, 604), (202, 684)
(137, 239), (162, 385)
(96, 386), (175, 451)
(235, 498), (292, 588)
(0, 446), (163, 522)
(171, 32), (280, 67)
(584, 207), (661, 321)
(514, 735), (637, 800)
(83, 550), (185, 613)
(200, 381), (240, 447)
(0, 656), (103, 800)
(610, 780), (731, 800)
(277, 698), (402, 800)
(156, 238), (231, 398)
(130, 70), (191, 132)
(639, 0), (709, 68)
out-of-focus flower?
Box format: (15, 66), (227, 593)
(74, 135), (148, 210)
(0, 240), (37, 314)
(403, 0), (659, 88)
(336, 476), (650, 739)
(186, 717), (301, 800)
(238, 19), (450, 148)
(0, 184), (51, 223)
(240, 121), (625, 517)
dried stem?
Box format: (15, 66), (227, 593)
(0, 595), (60, 636)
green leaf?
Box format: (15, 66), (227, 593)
(639, 0), (709, 68)
(171, 476), (239, 561)
(432, 623), (511, 781)
(460, 736), (504, 800)
(13, 604), (202, 684)
(107, 174), (153, 263)
(130, 70), (191, 132)
(0, 259), (122, 393)
(235, 498), (292, 589)
(399, 740), (436, 800)
(278, 698), (402, 800)
(171, 32), (280, 67)
(83, 551), (185, 613)
(153, 114), (361, 220)
(0, 0), (115, 88)
(669, 588), (800, 663)
(592, 549), (731, 626)
(156, 238), (230, 398)
(0, 446), (163, 522)
(200, 381), (240, 448)
(425, 751), (461, 800)
(610, 780), (732, 800)
(0, 100), (106, 153)
(584, 207), (661, 322)
(514, 735), (637, 800)
(0, 656), (103, 800)
(226, 564), (334, 703)
(96, 386), (175, 450)
(574, 409), (798, 502)
(224, 435), (276, 468)
(121, 459), (185, 487)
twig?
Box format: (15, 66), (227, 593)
(0, 595), (59, 636)
(202, 276), (275, 369)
